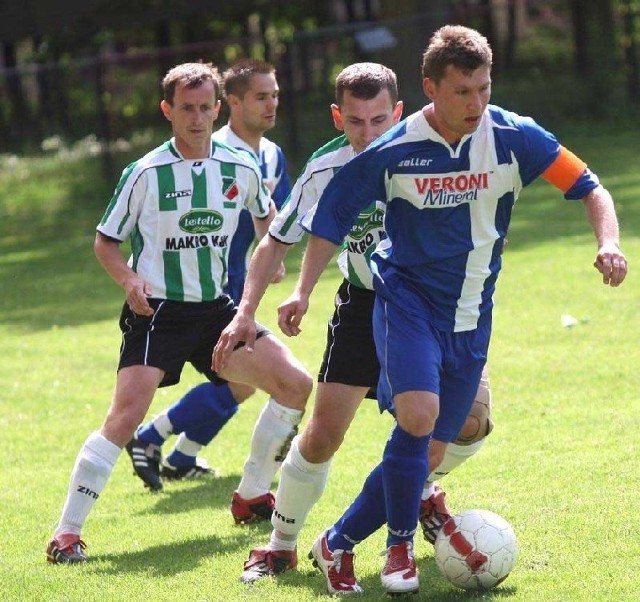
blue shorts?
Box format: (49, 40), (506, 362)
(374, 296), (490, 442)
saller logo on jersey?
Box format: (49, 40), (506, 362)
(179, 209), (224, 233)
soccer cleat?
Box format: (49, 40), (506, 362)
(230, 490), (275, 524)
(380, 541), (419, 595)
(160, 457), (217, 480)
(46, 533), (87, 564)
(419, 483), (453, 545)
(239, 547), (298, 583)
(125, 435), (163, 492)
(308, 531), (363, 595)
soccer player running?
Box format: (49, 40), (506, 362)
(126, 59), (294, 500)
(289, 25), (627, 596)
(213, 62), (494, 593)
(46, 62), (312, 564)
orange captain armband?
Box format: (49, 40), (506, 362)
(541, 146), (588, 193)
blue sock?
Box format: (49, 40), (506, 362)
(383, 423), (430, 546)
(327, 462), (386, 552)
(138, 382), (238, 446)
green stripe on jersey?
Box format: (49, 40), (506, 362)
(130, 225), (144, 271)
(191, 168), (207, 208)
(163, 251), (184, 300)
(278, 207), (299, 236)
(197, 247), (216, 299)
(100, 162), (137, 227)
(157, 165), (177, 212)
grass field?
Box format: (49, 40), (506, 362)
(0, 125), (638, 602)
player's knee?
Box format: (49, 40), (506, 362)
(276, 368), (313, 409)
(454, 380), (494, 445)
(300, 423), (343, 463)
(228, 381), (255, 404)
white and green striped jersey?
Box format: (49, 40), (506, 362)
(97, 137), (271, 302)
(270, 134), (385, 290)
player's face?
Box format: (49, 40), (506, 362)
(160, 80), (221, 159)
(332, 90), (403, 153)
(423, 64), (491, 143)
(233, 72), (280, 134)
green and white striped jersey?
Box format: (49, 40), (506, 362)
(98, 137), (271, 302)
(270, 134), (385, 290)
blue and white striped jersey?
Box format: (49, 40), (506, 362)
(213, 124), (290, 209)
(302, 105), (599, 332)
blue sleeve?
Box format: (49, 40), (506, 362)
(513, 116), (561, 187)
(304, 148), (386, 244)
(272, 147), (291, 210)
(506, 111), (600, 200)
(564, 168), (600, 200)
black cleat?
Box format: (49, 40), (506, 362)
(125, 436), (163, 491)
(161, 458), (217, 480)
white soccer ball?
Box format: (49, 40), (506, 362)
(434, 509), (518, 590)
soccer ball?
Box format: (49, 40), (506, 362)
(434, 509), (518, 590)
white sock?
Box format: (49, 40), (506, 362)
(236, 398), (303, 500)
(271, 435), (332, 539)
(268, 531), (297, 552)
(421, 481), (437, 501)
(150, 411), (173, 441)
(173, 433), (203, 457)
(426, 439), (486, 485)
(54, 431), (121, 536)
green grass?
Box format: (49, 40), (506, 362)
(1, 126), (639, 602)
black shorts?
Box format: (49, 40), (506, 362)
(118, 296), (269, 388)
(318, 280), (379, 399)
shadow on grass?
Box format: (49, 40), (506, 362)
(85, 534), (518, 600)
(86, 532), (246, 576)
(133, 474), (247, 516)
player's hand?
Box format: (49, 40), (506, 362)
(277, 292), (309, 337)
(594, 242), (627, 286)
(213, 313), (257, 372)
(124, 276), (154, 316)
(271, 262), (286, 284)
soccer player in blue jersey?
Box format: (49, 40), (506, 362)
(287, 25), (627, 595)
(45, 62), (312, 564)
(126, 60), (294, 504)
(214, 62), (493, 593)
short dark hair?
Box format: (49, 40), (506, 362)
(335, 62), (398, 106)
(421, 25), (493, 82)
(222, 58), (276, 99)
(162, 62), (221, 105)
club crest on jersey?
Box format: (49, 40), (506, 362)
(222, 177), (239, 200)
(415, 172), (489, 207)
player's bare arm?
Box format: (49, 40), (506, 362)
(213, 235), (290, 371)
(94, 232), (154, 316)
(277, 234), (338, 337)
(252, 202), (286, 283)
(581, 185), (628, 286)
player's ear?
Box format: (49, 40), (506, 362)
(393, 101), (404, 124)
(226, 93), (241, 110)
(423, 77), (436, 101)
(331, 104), (344, 131)
(160, 99), (172, 122)
(213, 99), (222, 120)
